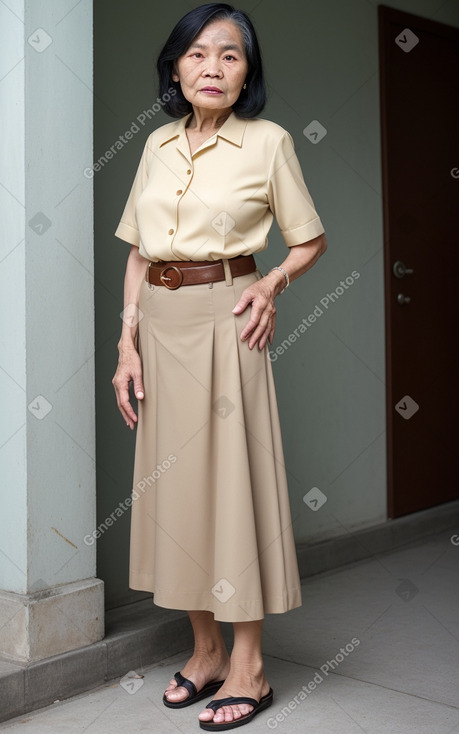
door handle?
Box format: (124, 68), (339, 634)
(397, 293), (411, 305)
(393, 260), (414, 278)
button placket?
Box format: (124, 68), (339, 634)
(169, 166), (193, 241)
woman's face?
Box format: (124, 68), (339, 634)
(172, 20), (249, 112)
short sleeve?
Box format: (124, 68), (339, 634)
(267, 132), (325, 246)
(114, 136), (153, 247)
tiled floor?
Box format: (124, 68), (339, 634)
(1, 529), (458, 733)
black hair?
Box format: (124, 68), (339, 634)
(157, 3), (266, 118)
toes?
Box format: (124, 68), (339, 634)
(165, 684), (188, 702)
(198, 704), (253, 723)
(212, 707), (227, 723)
(198, 706), (227, 723)
(225, 704), (243, 721)
(164, 680), (176, 697)
(238, 703), (254, 716)
(225, 704), (253, 720)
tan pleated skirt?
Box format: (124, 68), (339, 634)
(129, 267), (302, 622)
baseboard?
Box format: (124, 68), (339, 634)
(296, 499), (459, 578)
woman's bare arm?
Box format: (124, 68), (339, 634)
(112, 245), (149, 429)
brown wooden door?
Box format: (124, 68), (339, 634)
(379, 6), (459, 518)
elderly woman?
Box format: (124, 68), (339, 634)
(112, 3), (326, 730)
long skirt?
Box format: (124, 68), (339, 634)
(129, 267), (302, 623)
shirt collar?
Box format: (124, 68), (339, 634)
(158, 111), (248, 149)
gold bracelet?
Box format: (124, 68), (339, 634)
(270, 266), (289, 294)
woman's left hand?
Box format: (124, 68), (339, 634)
(231, 235), (328, 350)
(232, 270), (285, 350)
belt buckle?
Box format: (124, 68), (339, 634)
(160, 265), (183, 290)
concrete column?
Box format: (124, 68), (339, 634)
(0, 0), (103, 662)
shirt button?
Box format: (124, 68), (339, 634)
(168, 228), (174, 235)
(176, 189), (183, 195)
(186, 169), (192, 175)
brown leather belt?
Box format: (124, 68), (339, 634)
(145, 254), (256, 290)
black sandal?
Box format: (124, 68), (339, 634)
(163, 671), (226, 709)
(199, 688), (274, 730)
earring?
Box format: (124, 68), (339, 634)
(243, 83), (247, 90)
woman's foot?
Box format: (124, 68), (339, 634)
(164, 648), (231, 704)
(198, 662), (271, 726)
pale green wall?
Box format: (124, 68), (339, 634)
(0, 0), (95, 595)
(94, 0), (459, 608)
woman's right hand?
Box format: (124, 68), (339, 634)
(112, 344), (145, 430)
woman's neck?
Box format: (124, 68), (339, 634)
(186, 106), (233, 133)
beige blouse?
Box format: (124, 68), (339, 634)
(115, 111), (325, 262)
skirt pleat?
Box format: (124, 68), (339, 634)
(129, 270), (302, 622)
